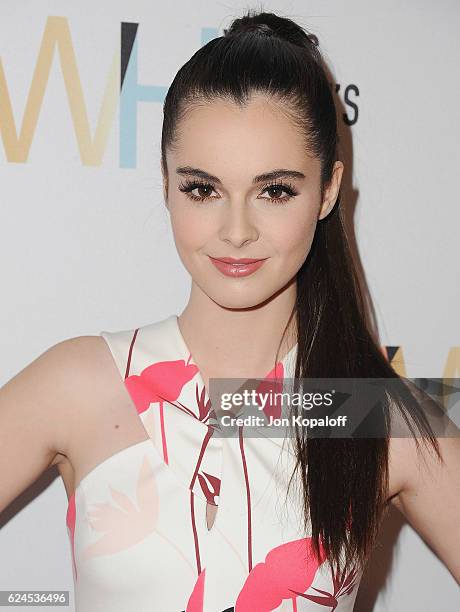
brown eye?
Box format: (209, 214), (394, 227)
(266, 185), (284, 199)
(260, 182), (299, 205)
(195, 185), (214, 199)
(178, 180), (218, 203)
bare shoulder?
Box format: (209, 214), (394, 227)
(46, 334), (119, 464)
(388, 432), (459, 506)
(387, 432), (460, 581)
(386, 387), (458, 502)
(0, 334), (118, 513)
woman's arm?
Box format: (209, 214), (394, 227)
(0, 338), (87, 513)
(389, 432), (460, 583)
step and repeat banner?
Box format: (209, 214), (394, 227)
(1, 1), (459, 610)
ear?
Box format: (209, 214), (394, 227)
(318, 161), (344, 220)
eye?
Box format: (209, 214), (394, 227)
(177, 179), (299, 205)
(178, 179), (219, 203)
(259, 181), (299, 205)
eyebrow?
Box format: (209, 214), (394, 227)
(176, 166), (306, 184)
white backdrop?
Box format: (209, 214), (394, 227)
(1, 1), (459, 610)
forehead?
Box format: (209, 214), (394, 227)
(168, 94), (318, 181)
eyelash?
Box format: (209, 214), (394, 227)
(178, 179), (299, 205)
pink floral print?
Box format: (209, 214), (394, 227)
(65, 315), (362, 611)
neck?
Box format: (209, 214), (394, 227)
(177, 278), (298, 380)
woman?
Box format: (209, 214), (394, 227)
(1, 9), (459, 612)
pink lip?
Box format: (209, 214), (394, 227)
(208, 256), (267, 277)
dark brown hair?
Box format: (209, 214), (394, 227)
(160, 8), (441, 575)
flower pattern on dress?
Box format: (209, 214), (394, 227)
(235, 537), (327, 611)
(294, 564), (360, 611)
(65, 315), (363, 611)
(126, 356), (199, 412)
(82, 454), (159, 559)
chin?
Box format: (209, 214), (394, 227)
(200, 280), (282, 311)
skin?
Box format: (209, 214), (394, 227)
(0, 93), (458, 582)
(163, 94), (343, 385)
(161, 93), (460, 580)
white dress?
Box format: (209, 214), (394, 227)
(65, 314), (363, 611)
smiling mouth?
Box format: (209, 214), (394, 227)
(208, 256), (268, 277)
(212, 256), (266, 264)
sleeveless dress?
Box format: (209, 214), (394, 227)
(65, 314), (363, 611)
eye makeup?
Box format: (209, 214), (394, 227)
(177, 178), (299, 205)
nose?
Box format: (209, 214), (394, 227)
(218, 199), (259, 248)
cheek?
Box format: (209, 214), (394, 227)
(273, 210), (318, 260)
(169, 207), (210, 252)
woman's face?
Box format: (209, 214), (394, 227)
(163, 94), (343, 309)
